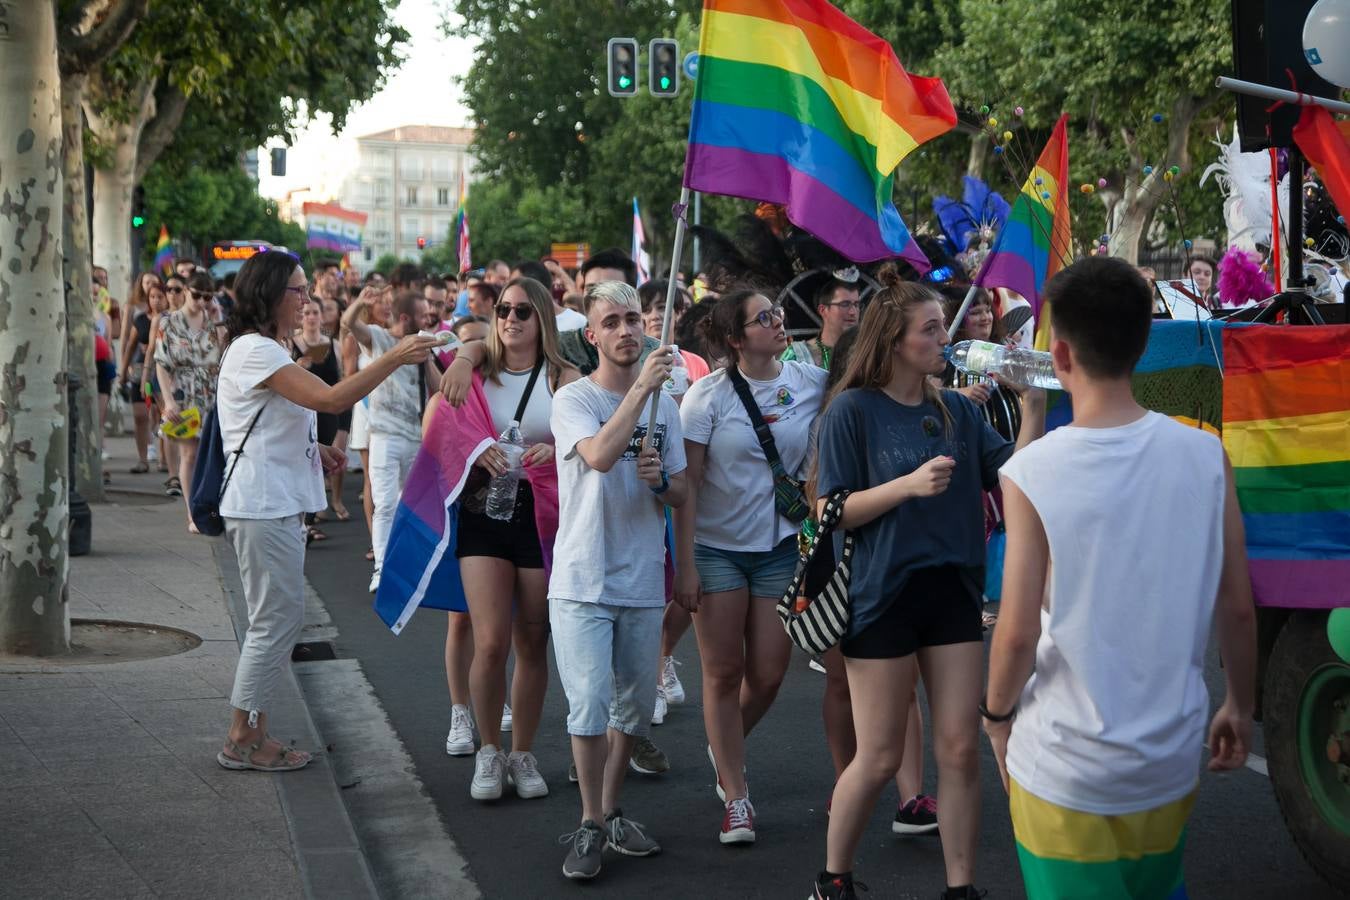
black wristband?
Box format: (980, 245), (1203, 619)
(979, 696), (1017, 722)
(650, 470), (670, 495)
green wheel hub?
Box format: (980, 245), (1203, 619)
(1297, 661), (1350, 837)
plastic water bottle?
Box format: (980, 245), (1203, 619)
(947, 340), (1062, 390)
(485, 419), (527, 521)
(662, 345), (689, 397)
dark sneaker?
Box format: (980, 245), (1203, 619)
(568, 762), (578, 783)
(893, 794), (939, 835)
(719, 797), (756, 845)
(628, 736), (670, 775)
(560, 820), (607, 880)
(813, 871), (868, 899)
(939, 888), (986, 900)
(604, 808), (661, 857)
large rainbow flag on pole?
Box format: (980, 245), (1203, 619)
(975, 114), (1072, 349)
(682, 0), (956, 267)
(1221, 325), (1350, 609)
(153, 225), (173, 276)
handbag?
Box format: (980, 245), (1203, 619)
(726, 366), (810, 523)
(189, 399), (270, 537)
(776, 490), (854, 655)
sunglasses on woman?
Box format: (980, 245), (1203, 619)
(166, 286), (184, 294)
(495, 303), (534, 321)
(743, 306), (786, 329)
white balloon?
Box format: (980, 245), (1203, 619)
(1305, 0), (1350, 89)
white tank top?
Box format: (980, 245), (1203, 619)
(482, 365), (555, 445)
(999, 412), (1226, 815)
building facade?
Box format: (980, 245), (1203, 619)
(339, 125), (476, 265)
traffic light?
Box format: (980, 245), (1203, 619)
(649, 39), (679, 97)
(131, 185), (145, 229)
(417, 236), (427, 250)
(607, 37), (638, 97)
(271, 147), (287, 177)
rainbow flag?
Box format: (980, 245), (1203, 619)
(1222, 325), (1350, 610)
(456, 172), (472, 274)
(976, 115), (1072, 349)
(153, 225), (173, 276)
(683, 0), (956, 266)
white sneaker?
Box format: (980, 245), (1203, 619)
(652, 686), (668, 726)
(506, 749), (549, 799)
(471, 745), (506, 801)
(445, 704), (475, 756)
(500, 703), (513, 733)
(661, 655), (685, 705)
(368, 569), (381, 594)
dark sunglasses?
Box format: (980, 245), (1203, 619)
(166, 286), (184, 293)
(190, 289), (212, 300)
(495, 303), (534, 321)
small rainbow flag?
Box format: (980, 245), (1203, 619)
(153, 225), (173, 276)
(683, 0), (956, 266)
(976, 114), (1072, 349)
(1222, 325), (1350, 610)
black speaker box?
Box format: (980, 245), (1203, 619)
(1231, 0), (1339, 151)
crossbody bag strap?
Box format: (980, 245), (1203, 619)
(727, 365), (787, 473)
(512, 359), (546, 424)
(219, 397), (272, 502)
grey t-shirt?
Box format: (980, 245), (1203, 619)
(815, 387), (1013, 639)
(366, 324), (422, 442)
(548, 377), (687, 608)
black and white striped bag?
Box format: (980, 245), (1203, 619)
(776, 491), (853, 655)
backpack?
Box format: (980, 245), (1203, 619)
(189, 400), (269, 536)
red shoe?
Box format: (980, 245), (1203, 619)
(719, 797), (756, 845)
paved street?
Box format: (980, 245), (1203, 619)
(304, 480), (1340, 899)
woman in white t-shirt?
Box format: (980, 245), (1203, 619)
(439, 276), (579, 802)
(674, 289), (828, 845)
(215, 251), (438, 773)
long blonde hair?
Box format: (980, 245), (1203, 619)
(481, 276), (574, 389)
(825, 270), (954, 436)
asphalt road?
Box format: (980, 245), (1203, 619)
(303, 480), (1339, 899)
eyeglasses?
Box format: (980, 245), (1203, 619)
(190, 290), (212, 300)
(166, 286), (184, 294)
(284, 286), (309, 296)
(495, 303), (534, 321)
(826, 300), (863, 311)
(743, 306), (786, 329)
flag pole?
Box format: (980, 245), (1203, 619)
(645, 185), (692, 439)
(946, 283), (980, 340)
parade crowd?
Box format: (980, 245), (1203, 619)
(97, 239), (1257, 900)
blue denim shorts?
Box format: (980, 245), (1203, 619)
(549, 597), (662, 738)
(693, 536), (798, 597)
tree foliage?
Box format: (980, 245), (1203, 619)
(140, 166), (305, 266)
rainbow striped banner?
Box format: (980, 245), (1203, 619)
(153, 225), (173, 276)
(1222, 325), (1350, 609)
(976, 115), (1072, 349)
(683, 0), (956, 266)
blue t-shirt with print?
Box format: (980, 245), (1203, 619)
(815, 387), (1013, 640)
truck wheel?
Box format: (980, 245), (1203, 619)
(1264, 611), (1350, 890)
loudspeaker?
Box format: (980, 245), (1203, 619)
(1231, 0), (1339, 151)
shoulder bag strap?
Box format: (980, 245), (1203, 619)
(727, 364), (787, 472)
(512, 359), (546, 424)
(218, 397), (272, 502)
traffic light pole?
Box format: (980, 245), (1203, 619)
(644, 185), (692, 441)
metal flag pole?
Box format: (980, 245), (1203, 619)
(1214, 76), (1350, 115)
(645, 185), (692, 439)
(946, 283), (980, 340)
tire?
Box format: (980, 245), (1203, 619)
(1263, 611), (1350, 891)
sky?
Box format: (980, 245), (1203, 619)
(257, 1), (475, 202)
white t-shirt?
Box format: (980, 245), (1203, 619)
(548, 377), (687, 607)
(679, 361), (827, 551)
(366, 324), (423, 442)
(555, 307), (587, 332)
(216, 334), (325, 519)
(1000, 412), (1226, 815)
(482, 365), (555, 446)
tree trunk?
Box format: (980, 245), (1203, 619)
(0, 2), (71, 656)
(1109, 95), (1204, 264)
(86, 76), (153, 312)
(60, 70), (102, 502)
(966, 132), (989, 179)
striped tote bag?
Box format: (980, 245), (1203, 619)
(776, 491), (853, 655)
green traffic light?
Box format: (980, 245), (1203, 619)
(660, 76), (671, 90)
(132, 216), (145, 227)
(618, 75), (632, 89)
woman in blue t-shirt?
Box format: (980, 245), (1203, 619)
(807, 271), (1044, 900)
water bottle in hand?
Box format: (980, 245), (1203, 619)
(485, 419), (527, 521)
(947, 340), (1062, 390)
(662, 345), (689, 398)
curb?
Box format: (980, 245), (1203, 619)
(211, 539), (382, 900)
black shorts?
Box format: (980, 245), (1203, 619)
(455, 481), (545, 569)
(96, 361), (116, 396)
(840, 565), (983, 660)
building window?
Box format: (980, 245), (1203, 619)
(400, 154), (422, 180)
(401, 217), (420, 242)
(406, 186), (418, 206)
(374, 180), (390, 203)
(437, 187), (450, 206)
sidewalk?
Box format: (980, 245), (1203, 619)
(0, 434), (375, 899)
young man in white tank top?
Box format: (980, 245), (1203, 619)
(983, 257), (1257, 899)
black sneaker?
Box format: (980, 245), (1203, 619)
(939, 887), (987, 899)
(813, 871), (868, 899)
(604, 808), (661, 857)
(893, 794), (939, 835)
(560, 820), (607, 880)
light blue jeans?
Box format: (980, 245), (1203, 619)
(549, 597), (662, 737)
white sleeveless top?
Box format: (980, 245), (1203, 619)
(999, 412), (1226, 815)
(482, 365), (555, 445)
